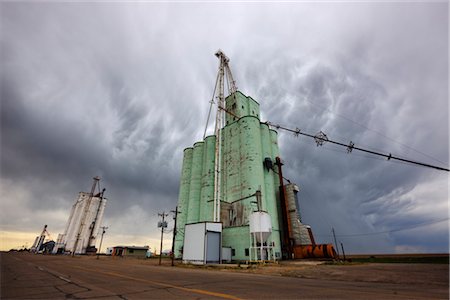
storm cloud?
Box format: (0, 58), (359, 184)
(1, 2), (448, 253)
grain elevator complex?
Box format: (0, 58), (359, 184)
(53, 177), (107, 255)
(175, 51), (334, 263)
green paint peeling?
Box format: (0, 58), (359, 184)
(176, 91), (282, 261)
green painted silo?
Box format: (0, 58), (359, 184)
(186, 141), (204, 224)
(222, 121), (241, 204)
(199, 135), (216, 221)
(260, 124), (282, 257)
(176, 91), (284, 261)
(238, 116), (265, 210)
(174, 147), (193, 257)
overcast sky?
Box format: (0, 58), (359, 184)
(1, 2), (448, 254)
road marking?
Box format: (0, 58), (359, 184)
(73, 266), (242, 300)
(58, 276), (72, 283)
(35, 264), (72, 283)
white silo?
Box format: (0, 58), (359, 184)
(249, 211), (274, 261)
(53, 177), (107, 255)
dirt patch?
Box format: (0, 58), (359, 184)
(38, 254), (449, 288)
(229, 261), (449, 287)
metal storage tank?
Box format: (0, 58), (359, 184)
(260, 124), (282, 258)
(174, 147), (193, 257)
(176, 91), (283, 261)
(221, 121), (240, 205)
(285, 183), (312, 246)
(186, 142), (204, 224)
(249, 211), (272, 243)
(199, 135), (216, 221)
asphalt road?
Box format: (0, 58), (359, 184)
(1, 252), (447, 299)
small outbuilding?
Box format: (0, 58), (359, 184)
(111, 246), (149, 258)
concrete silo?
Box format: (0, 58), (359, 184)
(53, 177), (107, 255)
(174, 51), (335, 262)
(175, 91), (283, 261)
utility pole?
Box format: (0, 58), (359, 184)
(158, 212), (168, 265)
(96, 226), (108, 260)
(340, 242), (346, 261)
(170, 206), (180, 266)
(332, 227), (340, 260)
(275, 157), (293, 259)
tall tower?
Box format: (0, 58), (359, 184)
(175, 90), (283, 260)
(175, 52), (337, 261)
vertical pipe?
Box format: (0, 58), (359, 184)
(307, 227), (316, 246)
(275, 157), (293, 259)
(213, 57), (225, 222)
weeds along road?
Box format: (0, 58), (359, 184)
(1, 252), (448, 299)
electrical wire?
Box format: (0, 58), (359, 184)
(301, 97), (448, 166)
(265, 121), (449, 172)
(216, 106), (448, 171)
(260, 82), (447, 165)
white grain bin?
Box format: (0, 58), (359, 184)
(249, 211), (272, 243)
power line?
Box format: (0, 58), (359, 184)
(216, 105), (448, 171)
(301, 97), (448, 166)
(265, 121), (449, 172)
(157, 212), (168, 265)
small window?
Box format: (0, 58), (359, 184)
(129, 249), (134, 253)
(232, 103), (236, 109)
(242, 105), (244, 109)
(245, 248), (249, 256)
(232, 249), (236, 256)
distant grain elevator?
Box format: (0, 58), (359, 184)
(53, 177), (107, 255)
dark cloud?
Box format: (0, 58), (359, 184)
(1, 2), (448, 253)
